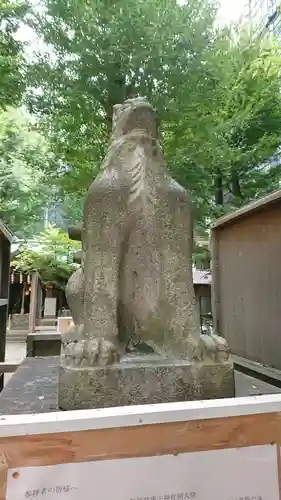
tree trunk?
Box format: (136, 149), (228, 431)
(105, 62), (138, 132)
(105, 62), (127, 129)
(231, 169), (243, 198)
(215, 171), (224, 205)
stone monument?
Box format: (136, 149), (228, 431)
(59, 97), (234, 410)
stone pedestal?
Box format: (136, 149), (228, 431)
(58, 354), (235, 410)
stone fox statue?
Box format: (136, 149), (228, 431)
(62, 97), (228, 367)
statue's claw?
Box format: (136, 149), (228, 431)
(61, 325), (120, 367)
(198, 334), (229, 362)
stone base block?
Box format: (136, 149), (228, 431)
(58, 354), (235, 410)
(26, 333), (61, 358)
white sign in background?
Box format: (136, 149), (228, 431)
(6, 444), (279, 500)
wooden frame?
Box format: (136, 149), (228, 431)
(1, 394), (281, 499)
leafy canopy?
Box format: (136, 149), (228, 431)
(25, 0), (217, 195)
(0, 0), (27, 108)
(164, 27), (281, 224)
(0, 0), (278, 238)
(12, 224), (80, 287)
(23, 0), (281, 229)
(0, 107), (54, 236)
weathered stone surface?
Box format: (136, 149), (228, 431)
(0, 357), (59, 414)
(65, 268), (84, 325)
(59, 354), (234, 410)
(60, 96), (234, 410)
(61, 332), (229, 369)
(63, 97), (229, 364)
(79, 97), (202, 363)
(1, 357), (276, 416)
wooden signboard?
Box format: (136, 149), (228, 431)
(1, 394), (281, 499)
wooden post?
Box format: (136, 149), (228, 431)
(36, 283), (42, 324)
(28, 272), (39, 333)
(20, 280), (25, 316)
(211, 228), (221, 336)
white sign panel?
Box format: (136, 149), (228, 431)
(44, 298), (57, 317)
(6, 445), (279, 500)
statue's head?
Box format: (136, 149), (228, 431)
(111, 97), (157, 139)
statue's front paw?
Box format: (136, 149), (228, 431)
(62, 339), (85, 367)
(61, 324), (85, 367)
(85, 338), (120, 367)
(61, 324), (120, 367)
(199, 334), (229, 362)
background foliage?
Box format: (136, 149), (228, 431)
(0, 107), (51, 236)
(12, 224), (80, 287)
(1, 0), (281, 244)
(0, 0), (27, 108)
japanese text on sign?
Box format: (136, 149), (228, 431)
(6, 445), (279, 500)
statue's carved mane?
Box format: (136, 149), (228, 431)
(107, 98), (160, 207)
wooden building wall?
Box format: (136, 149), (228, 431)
(212, 201), (281, 370)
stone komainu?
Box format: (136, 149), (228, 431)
(62, 97), (229, 367)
